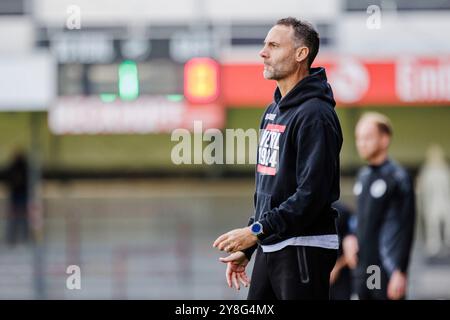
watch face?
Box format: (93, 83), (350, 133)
(251, 223), (262, 234)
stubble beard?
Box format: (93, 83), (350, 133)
(263, 66), (288, 80)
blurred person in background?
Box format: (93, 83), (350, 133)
(416, 144), (450, 258)
(4, 149), (30, 247)
(213, 17), (342, 299)
(346, 112), (416, 300)
(330, 201), (356, 300)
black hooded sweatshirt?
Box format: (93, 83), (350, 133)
(243, 67), (343, 260)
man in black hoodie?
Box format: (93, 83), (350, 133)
(213, 17), (343, 299)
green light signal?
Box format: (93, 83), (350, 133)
(99, 93), (117, 103)
(166, 94), (184, 102)
(118, 60), (139, 101)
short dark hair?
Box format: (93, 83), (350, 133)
(276, 17), (320, 68)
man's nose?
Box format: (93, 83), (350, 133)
(259, 48), (268, 59)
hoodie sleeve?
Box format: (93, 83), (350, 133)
(258, 119), (340, 242)
(241, 114), (266, 261)
(378, 173), (416, 276)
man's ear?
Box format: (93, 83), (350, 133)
(296, 46), (309, 63)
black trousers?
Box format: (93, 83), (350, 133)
(330, 267), (352, 300)
(247, 245), (337, 300)
(354, 267), (390, 300)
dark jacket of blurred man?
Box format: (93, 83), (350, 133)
(5, 150), (30, 247)
(344, 112), (416, 300)
(330, 201), (357, 300)
(213, 17), (343, 299)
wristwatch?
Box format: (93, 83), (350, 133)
(250, 221), (264, 239)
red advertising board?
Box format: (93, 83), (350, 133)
(49, 96), (225, 134)
(221, 56), (450, 107)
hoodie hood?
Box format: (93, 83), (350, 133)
(274, 67), (336, 109)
